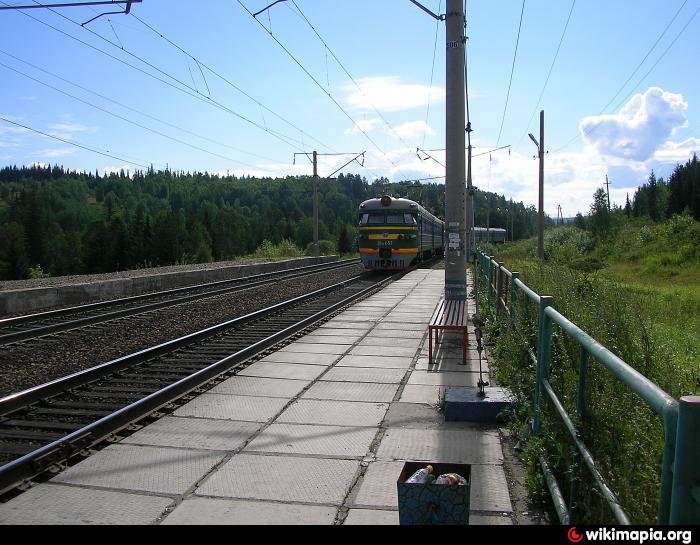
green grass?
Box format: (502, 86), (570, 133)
(479, 219), (699, 524)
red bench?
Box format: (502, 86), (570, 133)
(428, 298), (469, 365)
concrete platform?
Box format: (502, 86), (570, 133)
(0, 268), (528, 525)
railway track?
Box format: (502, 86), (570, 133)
(0, 267), (404, 496)
(0, 259), (360, 346)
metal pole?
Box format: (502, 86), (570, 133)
(538, 110), (545, 262)
(670, 396), (700, 523)
(313, 150), (319, 257)
(445, 0), (467, 301)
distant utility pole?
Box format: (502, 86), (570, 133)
(557, 205), (563, 226)
(294, 150), (365, 257)
(605, 175), (612, 209)
(529, 110), (545, 262)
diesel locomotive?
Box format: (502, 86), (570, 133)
(358, 195), (444, 271)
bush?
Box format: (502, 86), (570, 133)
(304, 240), (337, 256)
(28, 264), (50, 279)
(477, 258), (693, 523)
(253, 239), (303, 259)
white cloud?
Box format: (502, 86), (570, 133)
(389, 120), (435, 140)
(344, 118), (381, 135)
(344, 76), (445, 112)
(38, 148), (77, 158)
(48, 121), (92, 139)
(652, 137), (700, 163)
(579, 87), (688, 161)
(101, 165), (132, 176)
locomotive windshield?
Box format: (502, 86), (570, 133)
(360, 212), (385, 225)
(386, 213), (417, 225)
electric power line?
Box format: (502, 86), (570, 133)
(0, 48), (281, 165)
(423, 0), (442, 148)
(0, 60), (277, 172)
(495, 0), (526, 147)
(515, 0), (576, 151)
(0, 115), (151, 169)
(554, 0), (696, 153)
(4, 0), (312, 152)
(236, 0), (414, 183)
(130, 12), (338, 156)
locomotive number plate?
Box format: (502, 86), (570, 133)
(377, 240), (393, 248)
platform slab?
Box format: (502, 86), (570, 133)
(0, 484), (171, 525)
(398, 384), (446, 405)
(303, 381), (399, 403)
(350, 345), (418, 358)
(163, 497), (336, 525)
(51, 444), (223, 495)
(321, 366), (406, 384)
(376, 428), (503, 465)
(277, 399), (389, 427)
(279, 342), (352, 355)
(407, 371), (482, 387)
(257, 351), (339, 365)
(344, 509), (399, 525)
(244, 422), (377, 457)
(335, 354), (413, 369)
(296, 334), (363, 345)
(208, 376), (310, 398)
(238, 362), (328, 381)
(173, 393), (289, 422)
(121, 417), (260, 451)
(196, 453), (358, 505)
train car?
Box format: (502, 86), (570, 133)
(470, 227), (507, 244)
(358, 195), (444, 271)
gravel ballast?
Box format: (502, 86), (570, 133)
(0, 264), (367, 398)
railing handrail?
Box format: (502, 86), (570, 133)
(544, 305), (677, 417)
(475, 250), (697, 525)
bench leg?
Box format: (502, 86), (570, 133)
(429, 327), (433, 365)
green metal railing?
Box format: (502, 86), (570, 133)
(477, 251), (700, 525)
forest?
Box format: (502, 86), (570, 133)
(0, 165), (541, 280)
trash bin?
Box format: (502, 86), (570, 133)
(397, 462), (471, 525)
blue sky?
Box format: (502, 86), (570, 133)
(0, 0), (698, 216)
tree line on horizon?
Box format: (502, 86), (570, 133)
(0, 165), (542, 280)
(579, 154), (699, 240)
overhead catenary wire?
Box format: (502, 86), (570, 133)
(0, 49), (280, 165)
(554, 0), (696, 153)
(236, 0), (414, 183)
(0, 115), (151, 169)
(130, 12), (337, 155)
(423, 0), (442, 148)
(0, 60), (277, 173)
(287, 0), (420, 153)
(515, 0), (576, 151)
(3, 1), (313, 153)
(495, 0), (526, 147)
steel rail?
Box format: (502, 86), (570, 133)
(0, 259), (360, 345)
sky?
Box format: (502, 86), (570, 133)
(0, 0), (698, 216)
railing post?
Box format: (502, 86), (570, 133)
(534, 296), (554, 435)
(510, 272), (519, 330)
(496, 262), (505, 314)
(669, 396), (700, 524)
(569, 347), (589, 523)
(488, 256), (495, 307)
